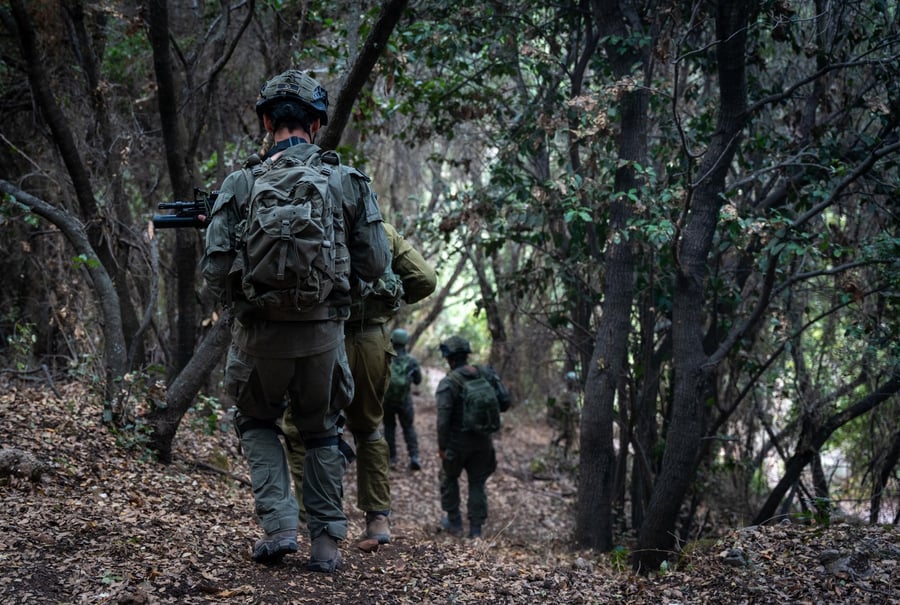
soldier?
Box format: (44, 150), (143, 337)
(435, 336), (511, 539)
(383, 328), (424, 471)
(547, 370), (580, 457)
(201, 70), (390, 572)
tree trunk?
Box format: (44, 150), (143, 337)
(870, 429), (900, 524)
(318, 0), (410, 151)
(148, 0), (199, 375)
(633, 1), (754, 572)
(576, 0), (648, 551)
(0, 181), (127, 396)
(148, 315), (233, 462)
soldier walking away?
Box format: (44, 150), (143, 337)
(201, 69), (390, 573)
(435, 336), (511, 539)
(383, 328), (424, 471)
(282, 222), (435, 549)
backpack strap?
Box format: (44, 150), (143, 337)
(447, 365), (478, 388)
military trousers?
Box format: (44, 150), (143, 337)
(226, 340), (353, 541)
(284, 322), (392, 515)
(439, 434), (497, 525)
(383, 396), (419, 460)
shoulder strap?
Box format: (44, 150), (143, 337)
(448, 365), (478, 387)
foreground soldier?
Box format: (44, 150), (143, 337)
(283, 222), (436, 547)
(201, 70), (390, 572)
(435, 336), (510, 539)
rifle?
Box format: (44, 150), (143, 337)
(152, 189), (218, 229)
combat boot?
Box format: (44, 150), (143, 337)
(365, 511), (391, 544)
(307, 533), (342, 573)
(409, 455), (422, 471)
(439, 514), (463, 536)
(469, 523), (482, 539)
(252, 528), (298, 564)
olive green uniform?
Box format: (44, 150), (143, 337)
(202, 141), (390, 543)
(436, 364), (510, 528)
(284, 222), (436, 516)
(548, 385), (580, 455)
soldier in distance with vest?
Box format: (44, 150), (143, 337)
(201, 69), (390, 573)
(383, 328), (424, 471)
(282, 222), (436, 549)
(436, 335), (511, 539)
(547, 370), (581, 458)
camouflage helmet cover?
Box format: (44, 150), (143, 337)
(391, 328), (410, 345)
(256, 70), (329, 125)
(440, 335), (471, 358)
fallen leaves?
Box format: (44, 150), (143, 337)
(1, 378), (898, 604)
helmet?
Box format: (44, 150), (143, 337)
(390, 328), (410, 345)
(440, 335), (471, 358)
(565, 371), (577, 382)
(256, 70), (329, 125)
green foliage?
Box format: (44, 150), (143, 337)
(102, 24), (151, 88)
(1, 193), (40, 228)
(793, 497), (832, 527)
(5, 321), (36, 371)
(190, 394), (230, 436)
(609, 545), (630, 572)
(72, 254), (101, 270)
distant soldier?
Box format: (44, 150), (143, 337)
(547, 371), (580, 457)
(383, 328), (424, 471)
(436, 336), (511, 539)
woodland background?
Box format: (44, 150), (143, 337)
(0, 0), (898, 576)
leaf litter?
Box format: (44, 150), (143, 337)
(0, 378), (897, 604)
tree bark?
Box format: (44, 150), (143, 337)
(633, 1), (755, 572)
(148, 314), (233, 462)
(148, 0), (200, 376)
(318, 0), (410, 151)
(576, 0), (648, 551)
(870, 428), (900, 524)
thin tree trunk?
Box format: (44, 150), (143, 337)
(0, 181), (127, 395)
(148, 314), (233, 462)
(576, 0), (648, 551)
(753, 373), (900, 525)
(870, 428), (900, 523)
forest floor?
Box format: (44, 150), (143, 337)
(1, 374), (898, 604)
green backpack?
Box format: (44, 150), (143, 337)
(385, 355), (413, 403)
(450, 366), (501, 435)
(236, 150), (348, 314)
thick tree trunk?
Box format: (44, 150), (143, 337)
(148, 0), (199, 375)
(633, 1), (755, 572)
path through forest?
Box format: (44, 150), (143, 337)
(1, 375), (897, 604)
